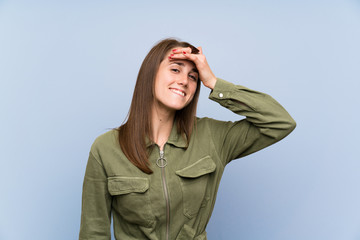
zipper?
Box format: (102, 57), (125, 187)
(157, 149), (170, 240)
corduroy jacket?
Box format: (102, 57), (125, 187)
(79, 78), (296, 240)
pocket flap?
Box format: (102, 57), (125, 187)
(175, 156), (216, 178)
(107, 177), (149, 195)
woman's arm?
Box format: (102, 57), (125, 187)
(79, 151), (112, 240)
(207, 78), (296, 163)
(171, 47), (296, 164)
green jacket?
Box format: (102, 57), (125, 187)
(79, 78), (296, 240)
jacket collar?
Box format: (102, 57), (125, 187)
(167, 121), (188, 148)
(146, 119), (188, 149)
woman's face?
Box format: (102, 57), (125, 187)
(153, 50), (198, 113)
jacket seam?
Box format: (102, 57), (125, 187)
(89, 150), (105, 168)
(207, 120), (225, 168)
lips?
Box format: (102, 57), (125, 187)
(170, 88), (186, 97)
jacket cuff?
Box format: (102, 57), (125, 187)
(209, 78), (235, 101)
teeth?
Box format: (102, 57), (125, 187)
(171, 89), (185, 96)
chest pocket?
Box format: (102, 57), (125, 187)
(175, 156), (216, 219)
(107, 176), (154, 227)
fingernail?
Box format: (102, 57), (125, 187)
(172, 49), (177, 52)
(183, 51), (186, 54)
(168, 56), (172, 59)
(170, 54), (174, 56)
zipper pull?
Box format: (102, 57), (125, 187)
(156, 150), (167, 168)
(160, 150), (164, 159)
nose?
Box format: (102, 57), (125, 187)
(176, 73), (189, 87)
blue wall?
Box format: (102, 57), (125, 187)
(1, 0), (359, 239)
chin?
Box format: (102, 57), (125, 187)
(165, 102), (187, 111)
(170, 106), (186, 111)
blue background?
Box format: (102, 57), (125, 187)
(1, 0), (359, 239)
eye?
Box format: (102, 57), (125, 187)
(171, 68), (180, 73)
(189, 74), (198, 82)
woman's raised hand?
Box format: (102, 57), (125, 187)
(169, 47), (217, 89)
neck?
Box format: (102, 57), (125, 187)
(151, 103), (176, 150)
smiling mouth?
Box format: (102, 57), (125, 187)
(170, 88), (186, 97)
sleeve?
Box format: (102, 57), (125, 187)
(79, 151), (112, 240)
(208, 78), (296, 164)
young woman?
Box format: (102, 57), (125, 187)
(79, 38), (296, 240)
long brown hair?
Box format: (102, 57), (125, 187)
(118, 38), (201, 174)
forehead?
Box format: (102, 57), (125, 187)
(168, 60), (196, 69)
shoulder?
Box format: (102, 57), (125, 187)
(196, 116), (236, 129)
(90, 129), (119, 155)
(195, 116), (250, 140)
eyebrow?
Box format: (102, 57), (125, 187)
(170, 61), (198, 74)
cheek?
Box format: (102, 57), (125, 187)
(189, 83), (198, 96)
(186, 86), (197, 104)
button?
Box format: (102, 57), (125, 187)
(219, 93), (224, 98)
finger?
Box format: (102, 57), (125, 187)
(171, 48), (181, 54)
(197, 46), (203, 54)
(169, 49), (201, 63)
(172, 47), (195, 54)
(185, 47), (192, 54)
(171, 47), (190, 54)
(169, 52), (192, 60)
(180, 51), (200, 63)
(168, 53), (187, 60)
